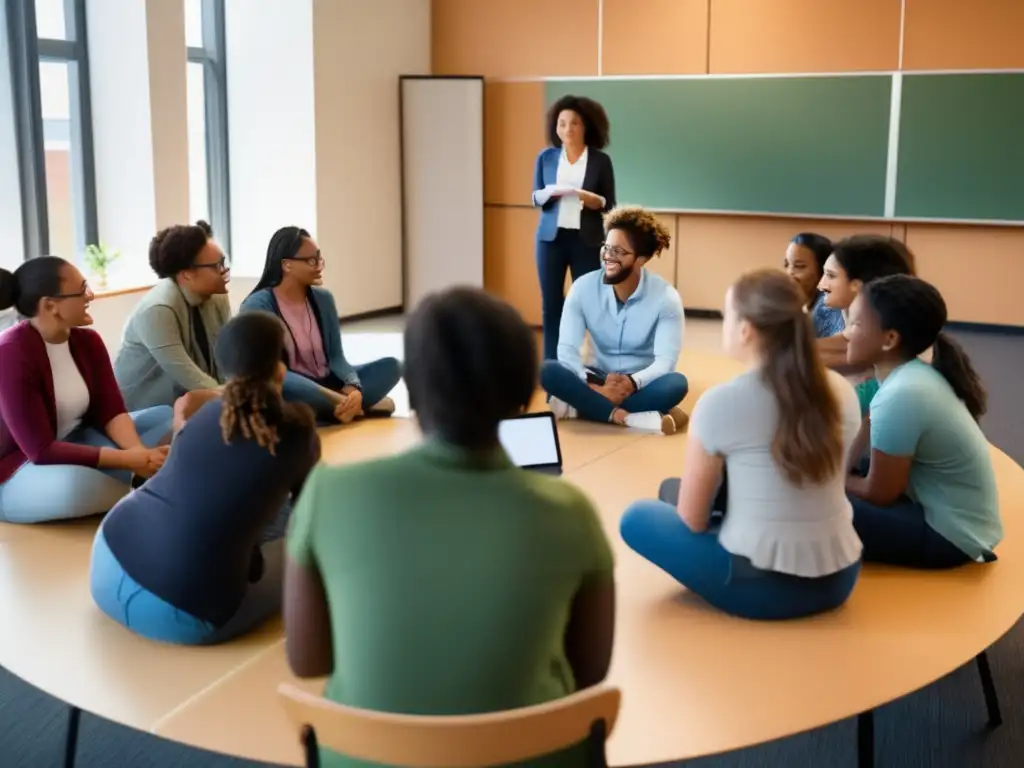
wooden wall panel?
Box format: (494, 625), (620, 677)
(902, 1), (1024, 71)
(708, 0), (900, 74)
(601, 0), (708, 76)
(644, 214), (679, 286)
(484, 205), (540, 325)
(484, 82), (545, 206)
(904, 225), (1024, 326)
(432, 0), (598, 78)
(675, 215), (893, 310)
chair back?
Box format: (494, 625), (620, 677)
(277, 683), (621, 768)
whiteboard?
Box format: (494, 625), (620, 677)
(400, 76), (484, 310)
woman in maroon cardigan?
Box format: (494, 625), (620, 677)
(0, 257), (173, 524)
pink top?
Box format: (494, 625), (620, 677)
(274, 290), (329, 380)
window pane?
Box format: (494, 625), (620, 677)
(39, 59), (83, 259)
(187, 62), (209, 224)
(35, 0), (70, 40)
(185, 0), (204, 48)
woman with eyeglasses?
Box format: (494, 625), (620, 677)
(240, 226), (402, 424)
(0, 257), (172, 524)
(114, 220), (232, 411)
(91, 312), (320, 645)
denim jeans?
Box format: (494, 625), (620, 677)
(540, 361), (689, 423)
(536, 228), (601, 360)
(0, 406), (173, 524)
(283, 357), (402, 423)
(621, 495), (861, 621)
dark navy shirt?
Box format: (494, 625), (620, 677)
(102, 400), (320, 625)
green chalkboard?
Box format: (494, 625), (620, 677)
(895, 73), (1024, 222)
(546, 77), (892, 217)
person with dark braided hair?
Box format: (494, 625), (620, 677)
(241, 225), (402, 424)
(91, 312), (320, 645)
(845, 275), (1001, 569)
(114, 220), (232, 411)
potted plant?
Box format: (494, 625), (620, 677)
(83, 243), (120, 291)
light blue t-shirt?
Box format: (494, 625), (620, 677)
(869, 359), (1002, 561)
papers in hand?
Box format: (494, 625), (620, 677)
(546, 184), (578, 197)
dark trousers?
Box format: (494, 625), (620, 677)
(847, 458), (975, 569)
(540, 362), (689, 422)
(536, 228), (602, 360)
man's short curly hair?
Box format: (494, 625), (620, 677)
(603, 206), (671, 258)
(546, 95), (610, 150)
(149, 220), (213, 279)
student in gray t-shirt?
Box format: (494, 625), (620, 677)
(621, 270), (863, 620)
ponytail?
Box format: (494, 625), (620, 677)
(932, 332), (987, 421)
(220, 377), (285, 454)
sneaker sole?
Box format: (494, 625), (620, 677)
(661, 414), (677, 436)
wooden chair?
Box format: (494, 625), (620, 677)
(277, 684), (621, 768)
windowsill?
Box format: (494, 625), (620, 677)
(92, 283), (154, 299)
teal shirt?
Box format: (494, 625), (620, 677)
(869, 359), (1002, 560)
(856, 378), (880, 418)
(287, 439), (614, 767)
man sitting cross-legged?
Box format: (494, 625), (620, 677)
(540, 206), (689, 435)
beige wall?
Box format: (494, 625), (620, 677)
(436, 0), (1024, 327)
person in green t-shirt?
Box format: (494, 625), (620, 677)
(844, 275), (1001, 568)
(283, 287), (615, 767)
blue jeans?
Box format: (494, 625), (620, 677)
(536, 228), (602, 360)
(283, 358), (402, 423)
(0, 406), (173, 524)
(90, 523), (285, 645)
(540, 361), (689, 423)
(849, 494), (974, 568)
(620, 498), (861, 620)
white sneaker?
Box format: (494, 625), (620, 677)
(625, 410), (676, 435)
(549, 397), (578, 420)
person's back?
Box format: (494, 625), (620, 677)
(284, 287), (615, 768)
(870, 359), (999, 558)
(102, 399), (318, 626)
(699, 369), (862, 574)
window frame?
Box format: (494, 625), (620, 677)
(6, 0), (97, 260)
(186, 0), (230, 254)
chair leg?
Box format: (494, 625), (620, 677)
(64, 706), (81, 768)
(857, 710), (874, 768)
(301, 725), (320, 768)
(975, 650), (1002, 728)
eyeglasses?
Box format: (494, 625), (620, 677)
(285, 252), (324, 268)
(600, 243), (634, 260)
(51, 282), (91, 299)
(192, 257), (231, 273)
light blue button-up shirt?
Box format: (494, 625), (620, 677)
(556, 268), (684, 389)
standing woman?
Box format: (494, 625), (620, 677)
(785, 232), (844, 338)
(533, 95), (616, 360)
(0, 258), (172, 524)
(241, 226), (402, 424)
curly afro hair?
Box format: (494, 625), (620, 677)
(545, 95), (610, 150)
(603, 206), (671, 258)
(149, 220), (213, 279)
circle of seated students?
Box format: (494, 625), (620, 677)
(0, 207), (1007, 767)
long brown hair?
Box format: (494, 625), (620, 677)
(731, 269), (843, 486)
(215, 312), (314, 455)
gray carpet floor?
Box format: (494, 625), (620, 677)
(2, 327), (1022, 767)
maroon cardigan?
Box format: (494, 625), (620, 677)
(0, 321), (127, 484)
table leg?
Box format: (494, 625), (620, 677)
(857, 710), (874, 768)
(64, 705), (81, 768)
(976, 650), (1002, 728)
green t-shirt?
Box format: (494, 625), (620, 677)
(869, 359), (1002, 560)
(855, 377), (880, 419)
(287, 439), (614, 768)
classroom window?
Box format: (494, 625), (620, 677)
(7, 0), (97, 262)
(185, 0), (231, 253)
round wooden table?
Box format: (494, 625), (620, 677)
(1, 350), (1021, 768)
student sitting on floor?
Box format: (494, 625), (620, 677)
(844, 275), (1001, 569)
(0, 258), (172, 524)
(91, 312), (320, 645)
(284, 287), (614, 768)
(240, 226), (401, 424)
(620, 270), (863, 621)
(114, 220), (231, 411)
(785, 232), (844, 338)
(540, 206), (689, 435)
